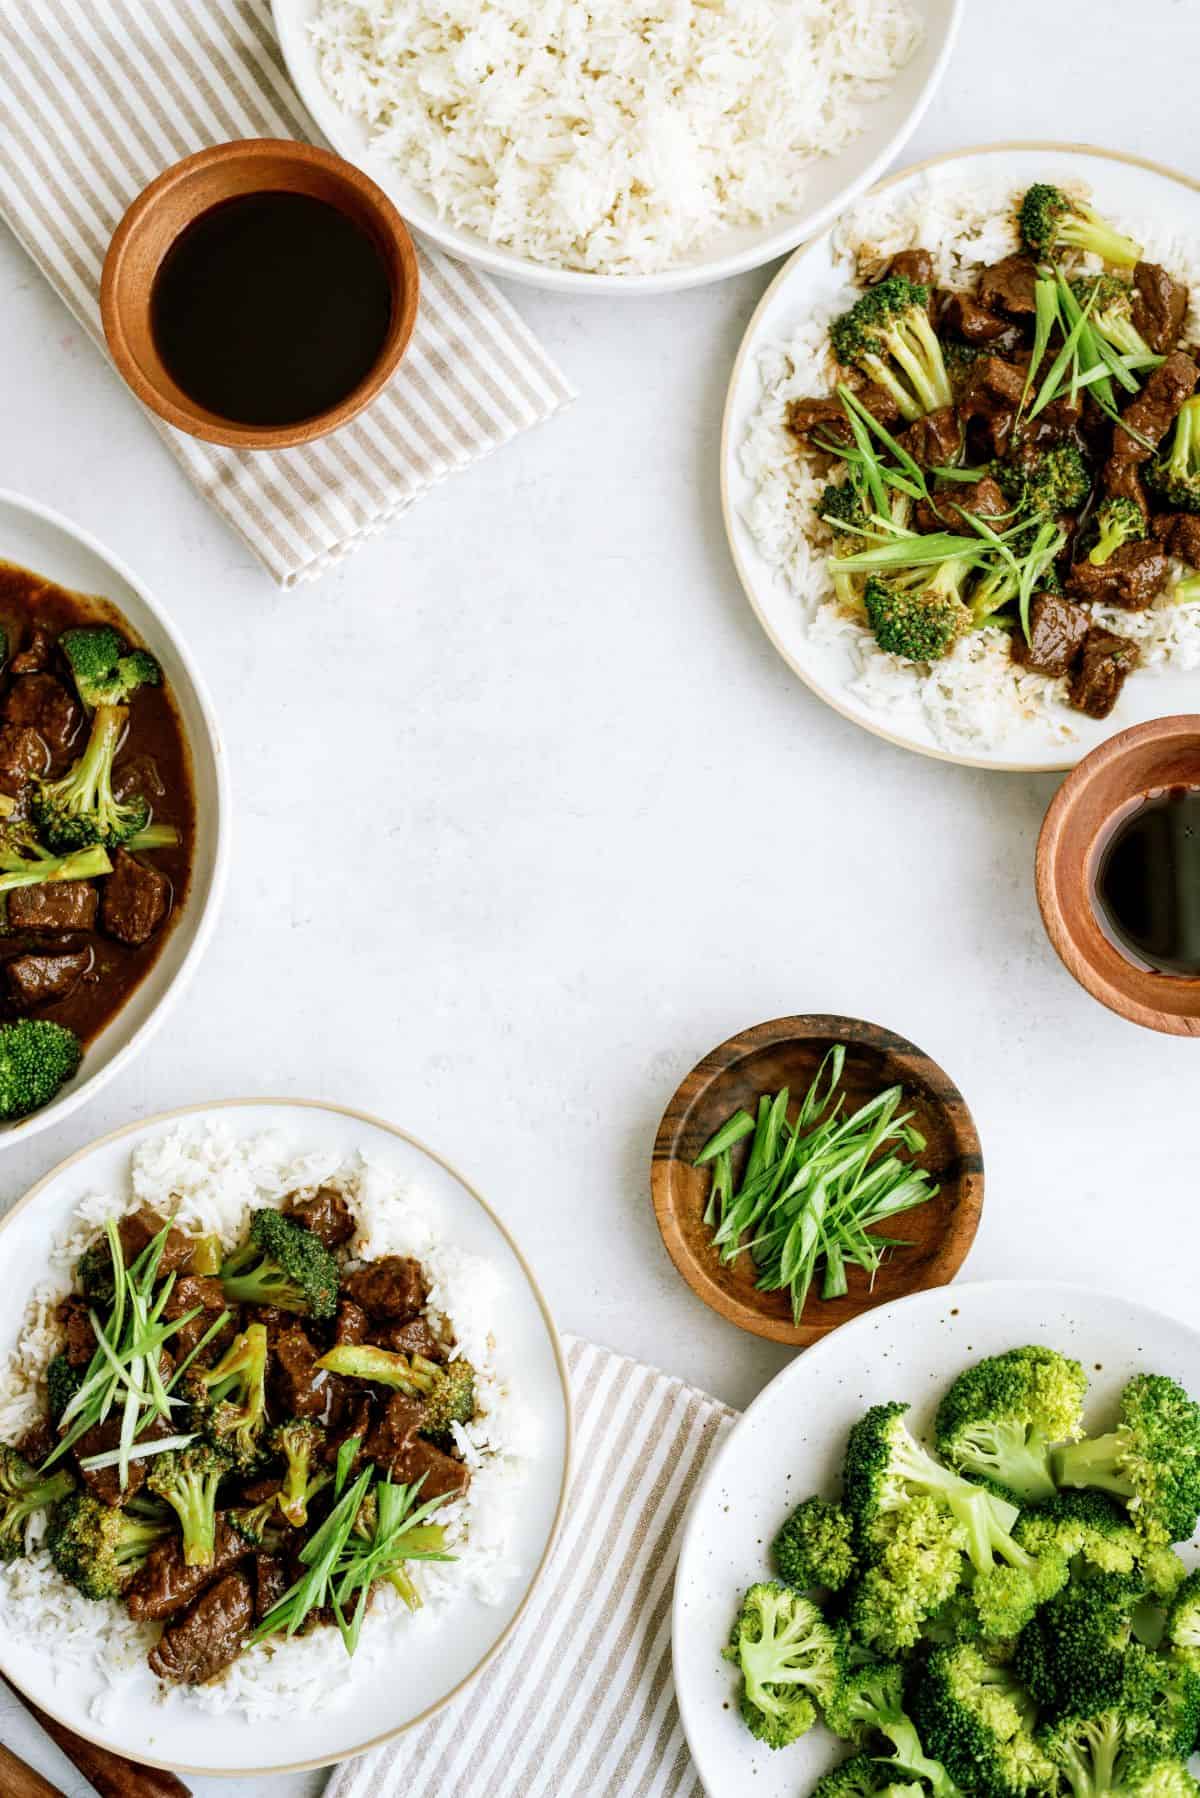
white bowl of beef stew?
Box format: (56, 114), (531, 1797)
(0, 490), (227, 1141)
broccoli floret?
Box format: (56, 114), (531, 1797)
(1018, 184), (1143, 270)
(316, 1344), (476, 1442)
(30, 705), (149, 853)
(0, 1019), (82, 1120)
(1166, 1569), (1200, 1675)
(46, 1353), (84, 1425)
(0, 1444), (76, 1560)
(1041, 1709), (1164, 1798)
(864, 566), (971, 662)
(1122, 1641), (1200, 1758)
(775, 1495), (857, 1592)
(219, 1208), (339, 1321)
(1089, 497), (1149, 566)
(934, 1347), (1087, 1504)
(59, 626), (161, 711)
(812, 1754), (926, 1798)
(0, 828), (112, 897)
(272, 1419), (324, 1527)
(822, 482), (870, 611)
(1014, 1494), (1183, 1602)
(418, 1359), (476, 1443)
(1071, 276), (1156, 362)
(723, 1582), (843, 1749)
(1020, 443), (1094, 518)
(1013, 1572), (1142, 1718)
(186, 1323), (268, 1468)
(1148, 399), (1200, 514)
(849, 1495), (968, 1655)
(912, 1643), (1055, 1798)
(1051, 1373), (1200, 1546)
(146, 1443), (231, 1568)
(1038, 1647), (1200, 1798)
(45, 1490), (170, 1600)
(830, 278), (953, 422)
(825, 1659), (967, 1798)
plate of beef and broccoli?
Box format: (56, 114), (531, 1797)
(0, 490), (226, 1136)
(723, 146), (1200, 770)
(672, 1280), (1200, 1798)
(0, 1099), (570, 1774)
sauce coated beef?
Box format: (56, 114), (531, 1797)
(101, 850), (171, 948)
(127, 1520), (250, 1622)
(1069, 629), (1140, 719)
(342, 1256), (427, 1322)
(364, 1394), (470, 1498)
(1011, 594), (1091, 677)
(1153, 513), (1200, 563)
(148, 1571), (255, 1685)
(1066, 542), (1170, 611)
(163, 1274), (237, 1363)
(285, 1184), (356, 1249)
(272, 1323), (346, 1424)
(1132, 262), (1189, 354)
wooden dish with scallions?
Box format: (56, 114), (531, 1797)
(650, 1016), (983, 1346)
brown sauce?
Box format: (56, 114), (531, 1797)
(1092, 786), (1200, 978)
(0, 559), (195, 1047)
(150, 191), (393, 427)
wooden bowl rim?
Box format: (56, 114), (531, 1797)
(100, 138), (420, 451)
(650, 1013), (984, 1346)
(1035, 714), (1200, 1038)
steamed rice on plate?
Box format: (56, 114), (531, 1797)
(308, 0), (923, 277)
(0, 1123), (533, 1724)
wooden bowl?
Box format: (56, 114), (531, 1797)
(651, 1015), (984, 1346)
(100, 140), (419, 450)
(1036, 715), (1200, 1036)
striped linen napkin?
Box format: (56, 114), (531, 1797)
(0, 0), (574, 588)
(326, 1335), (736, 1798)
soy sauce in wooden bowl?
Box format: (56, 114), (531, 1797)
(1092, 787), (1200, 977)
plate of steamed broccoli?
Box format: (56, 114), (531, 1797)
(672, 1280), (1200, 1798)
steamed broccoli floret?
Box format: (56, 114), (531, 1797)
(0, 1019), (82, 1120)
(147, 1443), (231, 1568)
(1051, 1373), (1200, 1546)
(1015, 1490), (1144, 1577)
(46, 1352), (84, 1424)
(849, 1495), (968, 1655)
(934, 1347), (1088, 1504)
(864, 566), (971, 662)
(723, 1582), (843, 1748)
(1040, 1709), (1179, 1798)
(824, 1658), (966, 1798)
(0, 1444), (76, 1560)
(30, 705), (149, 853)
(830, 278), (953, 422)
(45, 1490), (170, 1600)
(912, 1643), (1055, 1798)
(316, 1344), (476, 1442)
(59, 626), (161, 711)
(774, 1495), (857, 1592)
(1014, 1573), (1143, 1718)
(272, 1419), (324, 1527)
(822, 482), (870, 611)
(1147, 399), (1200, 514)
(1166, 1570), (1200, 1675)
(812, 1754), (928, 1798)
(1038, 1647), (1200, 1798)
(0, 828), (112, 897)
(1071, 276), (1156, 362)
(219, 1208), (339, 1321)
(968, 521), (1067, 629)
(997, 443), (1093, 520)
(1090, 497), (1149, 566)
(1018, 184), (1143, 270)
(186, 1323), (269, 1468)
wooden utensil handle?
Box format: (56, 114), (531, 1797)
(0, 1741), (64, 1798)
(3, 1679), (190, 1798)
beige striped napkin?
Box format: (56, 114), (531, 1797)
(0, 0), (574, 588)
(326, 1335), (735, 1798)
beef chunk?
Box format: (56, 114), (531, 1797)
(0, 724), (47, 801)
(957, 356), (1026, 458)
(163, 1275), (235, 1364)
(785, 397), (853, 449)
(887, 248), (936, 288)
(363, 1392), (425, 1471)
(941, 292), (1017, 345)
(272, 1324), (344, 1425)
(914, 475), (1008, 534)
(1103, 455), (1150, 522)
(4, 947), (90, 1011)
(322, 1393), (374, 1472)
(126, 1520), (248, 1622)
(1066, 541), (1169, 610)
(370, 1317), (446, 1363)
(1, 675), (80, 767)
(100, 849), (171, 947)
(1011, 593), (1091, 676)
(57, 1295), (97, 1367)
(1068, 628), (1140, 718)
(17, 1418), (56, 1467)
(75, 1415), (149, 1506)
(7, 880), (97, 933)
(382, 1436), (470, 1501)
(335, 1300), (370, 1346)
(1132, 262), (1189, 355)
(1151, 512), (1200, 565)
(254, 1554), (289, 1625)
(855, 382), (905, 429)
(894, 405), (963, 467)
(148, 1570), (254, 1684)
(9, 626), (54, 676)
(977, 254), (1039, 319)
(343, 1256), (427, 1323)
(1111, 352), (1199, 463)
(117, 1206), (193, 1275)
(284, 1185), (355, 1249)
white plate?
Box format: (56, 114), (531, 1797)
(270, 0), (961, 295)
(0, 1099), (572, 1775)
(0, 491), (229, 1142)
(673, 1279), (1200, 1798)
(721, 144), (1200, 771)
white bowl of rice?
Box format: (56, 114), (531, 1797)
(271, 0), (961, 292)
(0, 1101), (570, 1776)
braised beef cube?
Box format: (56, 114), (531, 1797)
(363, 1392), (425, 1472)
(1133, 262), (1189, 354)
(384, 1436), (470, 1501)
(0, 724), (47, 801)
(4, 947), (90, 1011)
(57, 1295), (97, 1367)
(272, 1324), (343, 1424)
(914, 474), (1008, 534)
(855, 382), (905, 429)
(886, 248), (936, 289)
(1104, 455), (1150, 521)
(370, 1318), (446, 1363)
(163, 1275), (234, 1364)
(785, 397), (853, 450)
(10, 626), (54, 676)
(17, 1418), (57, 1467)
(1, 675), (80, 767)
(335, 1300), (370, 1346)
(1112, 352), (1199, 463)
(1151, 513), (1200, 565)
(321, 1394), (374, 1472)
(101, 849), (171, 947)
(977, 254), (1039, 318)
(126, 1520), (248, 1621)
(284, 1184), (355, 1249)
(941, 292), (1017, 345)
(1024, 391), (1085, 447)
(148, 1570), (254, 1684)
(958, 355), (1027, 458)
(254, 1554), (290, 1625)
(117, 1205), (193, 1275)
(894, 405), (962, 467)
(1069, 628), (1140, 718)
(343, 1256), (427, 1323)
(7, 879), (98, 933)
(1011, 593), (1091, 677)
(1066, 542), (1169, 611)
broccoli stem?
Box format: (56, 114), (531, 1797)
(1052, 1435), (1136, 1500)
(1061, 213), (1143, 270)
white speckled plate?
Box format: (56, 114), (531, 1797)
(672, 1280), (1200, 1798)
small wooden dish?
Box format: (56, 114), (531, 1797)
(1036, 715), (1200, 1036)
(651, 1015), (984, 1346)
(101, 140), (419, 450)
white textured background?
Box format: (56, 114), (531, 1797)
(2, 0), (1200, 1791)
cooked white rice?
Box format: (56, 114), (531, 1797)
(738, 172), (1200, 752)
(0, 1123), (532, 1722)
(310, 0), (923, 276)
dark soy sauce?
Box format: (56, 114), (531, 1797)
(1092, 787), (1200, 977)
(151, 191), (392, 427)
